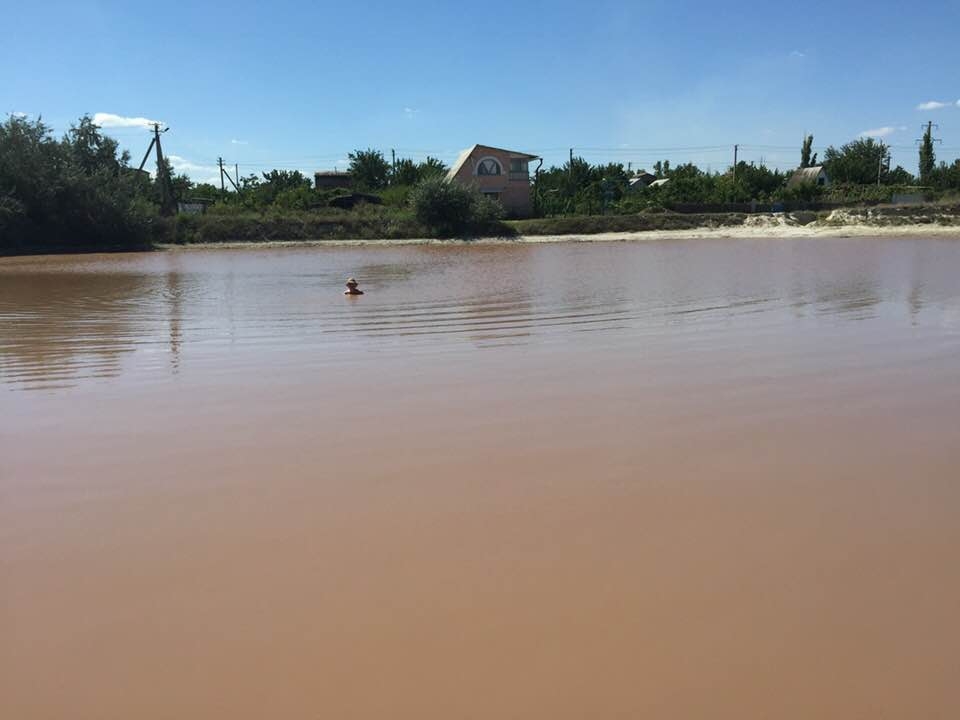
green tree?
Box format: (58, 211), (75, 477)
(190, 182), (221, 199)
(800, 134), (817, 168)
(887, 165), (916, 186)
(67, 115), (127, 175)
(823, 137), (891, 185)
(417, 156), (448, 179)
(919, 123), (936, 184)
(730, 162), (787, 199)
(390, 158), (420, 186)
(348, 148), (390, 190)
(248, 169), (311, 206)
(0, 114), (155, 253)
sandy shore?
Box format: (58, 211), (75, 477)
(155, 219), (960, 251)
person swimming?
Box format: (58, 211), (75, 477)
(344, 277), (364, 295)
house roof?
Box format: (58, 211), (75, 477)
(314, 170), (351, 177)
(628, 171), (657, 188)
(787, 165), (826, 187)
(446, 144), (540, 180)
(649, 178), (670, 188)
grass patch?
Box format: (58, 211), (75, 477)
(508, 212), (750, 236)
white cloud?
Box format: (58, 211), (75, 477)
(11, 111), (29, 118)
(230, 138), (248, 145)
(860, 126), (898, 138)
(916, 100), (951, 111)
(93, 112), (163, 129)
(167, 155), (220, 183)
(403, 107), (419, 119)
(789, 50), (805, 58)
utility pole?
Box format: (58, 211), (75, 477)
(876, 148), (893, 186)
(733, 144), (739, 180)
(568, 147), (574, 178)
(139, 123), (174, 215)
(153, 123), (173, 215)
(218, 157), (241, 194)
(235, 163), (239, 189)
(391, 148), (396, 177)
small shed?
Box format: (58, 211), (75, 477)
(787, 165), (829, 188)
(314, 171), (353, 190)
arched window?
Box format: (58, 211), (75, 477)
(476, 157), (502, 176)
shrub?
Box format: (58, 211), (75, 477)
(380, 184), (413, 208)
(407, 176), (504, 237)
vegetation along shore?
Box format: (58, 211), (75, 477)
(2, 114), (959, 256)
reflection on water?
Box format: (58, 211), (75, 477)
(2, 238), (959, 391)
(0, 271), (157, 389)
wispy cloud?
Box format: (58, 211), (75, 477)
(789, 50), (806, 58)
(915, 100), (953, 111)
(403, 107), (419, 119)
(167, 155), (219, 183)
(860, 126), (900, 138)
(230, 138), (249, 145)
(11, 111), (29, 118)
(93, 112), (163, 129)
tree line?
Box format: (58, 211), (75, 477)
(0, 115), (504, 252)
(535, 135), (960, 216)
(5, 114), (960, 253)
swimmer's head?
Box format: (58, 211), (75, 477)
(345, 277), (358, 288)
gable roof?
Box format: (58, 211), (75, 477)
(787, 165), (827, 187)
(446, 144), (540, 180)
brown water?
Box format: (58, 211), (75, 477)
(2, 238), (960, 719)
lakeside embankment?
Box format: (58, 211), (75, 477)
(5, 205), (960, 257)
(152, 205), (960, 250)
(175, 204), (960, 242)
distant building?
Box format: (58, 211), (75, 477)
(177, 201), (210, 215)
(446, 144), (540, 218)
(891, 192), (926, 205)
(628, 170), (657, 189)
(787, 165), (829, 188)
(314, 171), (352, 190)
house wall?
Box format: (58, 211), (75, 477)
(449, 145), (534, 218)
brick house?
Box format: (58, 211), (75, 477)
(445, 144), (539, 218)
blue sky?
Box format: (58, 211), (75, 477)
(4, 0), (960, 182)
